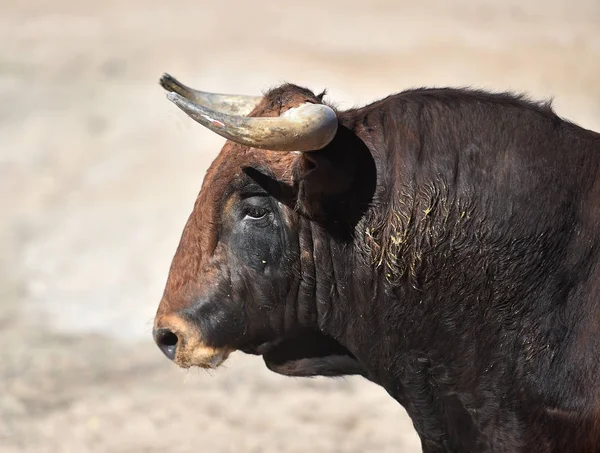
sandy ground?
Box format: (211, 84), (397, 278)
(1, 1), (599, 452)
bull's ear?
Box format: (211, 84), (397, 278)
(293, 125), (376, 217)
(295, 136), (354, 197)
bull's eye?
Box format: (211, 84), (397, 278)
(243, 205), (269, 220)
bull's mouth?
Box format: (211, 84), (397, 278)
(174, 329), (366, 377)
(244, 330), (367, 378)
(172, 332), (233, 369)
(175, 344), (232, 369)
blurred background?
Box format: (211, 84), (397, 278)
(1, 1), (599, 452)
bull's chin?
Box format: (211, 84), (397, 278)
(252, 331), (368, 378)
(263, 347), (366, 377)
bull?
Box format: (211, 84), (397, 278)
(153, 73), (600, 452)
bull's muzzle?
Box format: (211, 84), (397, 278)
(153, 315), (232, 369)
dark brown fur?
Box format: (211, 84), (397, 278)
(155, 82), (600, 452)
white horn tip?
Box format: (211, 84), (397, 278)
(166, 91), (180, 102)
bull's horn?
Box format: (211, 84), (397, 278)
(166, 91), (338, 152)
(160, 73), (262, 116)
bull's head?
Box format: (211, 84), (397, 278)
(153, 74), (375, 378)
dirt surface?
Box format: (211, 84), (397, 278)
(1, 1), (599, 452)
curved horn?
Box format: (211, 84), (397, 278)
(160, 73), (262, 116)
(166, 92), (338, 152)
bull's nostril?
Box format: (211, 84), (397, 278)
(155, 328), (179, 361)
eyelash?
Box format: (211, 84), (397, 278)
(243, 206), (268, 220)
